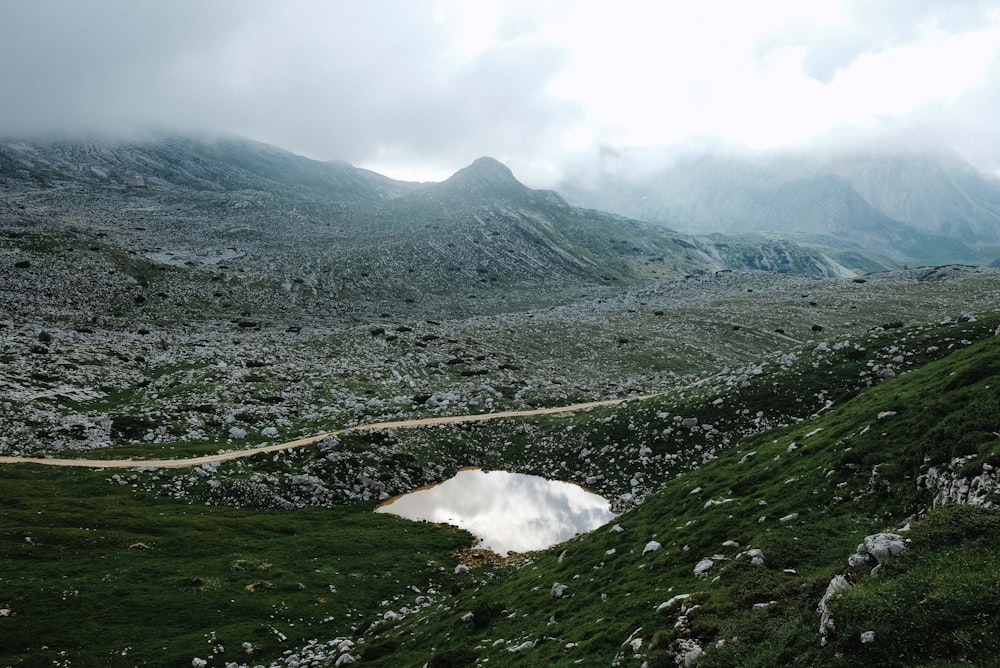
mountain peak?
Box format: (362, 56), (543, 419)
(442, 156), (525, 195)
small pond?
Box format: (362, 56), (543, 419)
(375, 468), (616, 554)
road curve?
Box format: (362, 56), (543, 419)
(0, 396), (654, 470)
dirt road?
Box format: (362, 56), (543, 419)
(0, 396), (652, 469)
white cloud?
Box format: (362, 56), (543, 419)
(1, 0), (999, 182)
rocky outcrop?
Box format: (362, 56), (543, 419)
(847, 533), (908, 569)
(918, 456), (998, 508)
(817, 575), (852, 644)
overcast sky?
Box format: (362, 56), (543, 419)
(2, 0), (999, 184)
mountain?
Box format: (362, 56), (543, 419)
(0, 136), (878, 323)
(0, 134), (412, 201)
(826, 152), (1000, 244)
(559, 149), (1000, 266)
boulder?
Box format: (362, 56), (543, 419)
(861, 533), (907, 563)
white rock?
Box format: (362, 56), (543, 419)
(335, 653), (356, 666)
(779, 513), (799, 523)
(192, 660), (207, 668)
(675, 638), (703, 666)
(656, 594), (691, 611)
(454, 564), (469, 574)
(694, 558), (716, 576)
(861, 533), (907, 563)
(818, 574), (852, 637)
(551, 583), (569, 599)
(508, 640), (535, 653)
(643, 540), (662, 555)
(861, 630), (876, 644)
(228, 426), (247, 439)
(261, 426), (279, 437)
(848, 553), (868, 568)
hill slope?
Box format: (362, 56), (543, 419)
(351, 318), (1000, 667)
(1, 305), (998, 666)
(0, 136), (882, 321)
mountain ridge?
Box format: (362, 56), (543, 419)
(559, 148), (1000, 266)
(0, 135), (884, 319)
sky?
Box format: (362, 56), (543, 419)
(2, 0), (999, 185)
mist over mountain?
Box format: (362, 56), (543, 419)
(558, 147), (1000, 267)
(0, 135), (881, 322)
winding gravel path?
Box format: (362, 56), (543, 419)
(0, 396), (653, 469)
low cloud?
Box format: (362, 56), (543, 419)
(2, 1), (999, 183)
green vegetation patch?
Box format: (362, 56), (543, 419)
(360, 325), (1000, 666)
(0, 465), (471, 667)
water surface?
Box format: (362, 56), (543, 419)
(376, 469), (615, 554)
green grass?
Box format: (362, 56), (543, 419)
(0, 466), (471, 667)
(357, 327), (1000, 666)
(3, 314), (1000, 666)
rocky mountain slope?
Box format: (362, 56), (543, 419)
(559, 149), (1000, 266)
(0, 136), (887, 324)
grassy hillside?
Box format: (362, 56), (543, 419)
(0, 467), (471, 667)
(353, 322), (1000, 666)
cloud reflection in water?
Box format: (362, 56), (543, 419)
(376, 469), (616, 554)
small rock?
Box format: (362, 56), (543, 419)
(509, 640), (535, 653)
(643, 540), (662, 554)
(861, 630), (875, 644)
(694, 558), (715, 576)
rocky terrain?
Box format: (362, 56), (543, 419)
(0, 136), (890, 319)
(1, 135), (999, 667)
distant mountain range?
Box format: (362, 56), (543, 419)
(0, 136), (895, 316)
(559, 149), (1000, 267)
